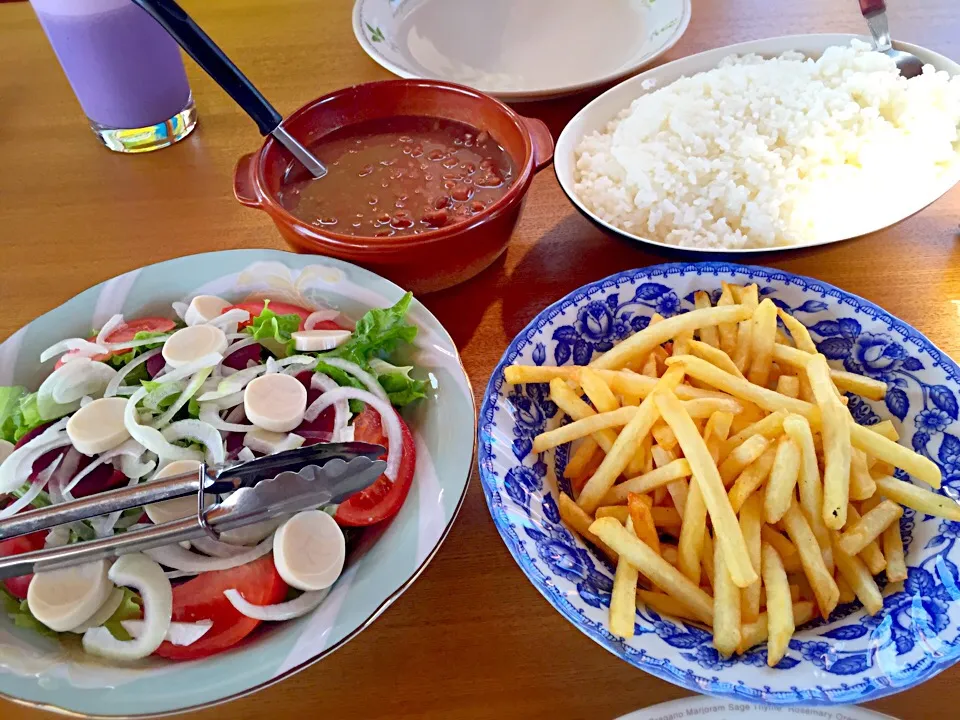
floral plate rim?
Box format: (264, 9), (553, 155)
(478, 261), (960, 706)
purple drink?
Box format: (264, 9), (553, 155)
(30, 0), (197, 152)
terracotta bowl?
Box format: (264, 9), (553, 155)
(234, 79), (554, 293)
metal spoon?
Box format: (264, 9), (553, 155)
(131, 0), (327, 178)
(858, 0), (924, 79)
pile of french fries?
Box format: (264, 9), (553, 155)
(505, 283), (959, 666)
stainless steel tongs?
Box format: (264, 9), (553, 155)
(0, 442), (386, 580)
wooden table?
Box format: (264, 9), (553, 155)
(2, 0), (959, 717)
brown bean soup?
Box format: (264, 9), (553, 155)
(278, 116), (516, 238)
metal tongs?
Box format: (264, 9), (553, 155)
(0, 442), (387, 580)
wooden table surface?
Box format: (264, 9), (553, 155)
(2, 0), (960, 718)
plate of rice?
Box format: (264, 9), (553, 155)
(555, 35), (960, 252)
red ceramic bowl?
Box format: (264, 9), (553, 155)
(234, 79), (554, 293)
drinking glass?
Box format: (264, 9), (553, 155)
(29, 0), (198, 153)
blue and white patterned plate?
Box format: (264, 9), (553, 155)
(478, 262), (960, 705)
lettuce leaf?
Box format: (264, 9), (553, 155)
(102, 588), (143, 641)
(0, 387), (46, 443)
(109, 331), (170, 368)
(0, 386), (26, 443)
(322, 292), (417, 367)
(369, 359), (428, 407)
(244, 300), (301, 357)
(1, 587), (57, 637)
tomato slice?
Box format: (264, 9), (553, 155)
(335, 407), (417, 527)
(154, 554), (287, 660)
(55, 317), (176, 369)
(0, 532), (45, 599)
(224, 300), (313, 330)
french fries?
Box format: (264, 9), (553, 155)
(591, 518), (714, 625)
(838, 499), (903, 557)
(748, 299), (777, 387)
(739, 493), (764, 624)
(713, 539), (742, 657)
(610, 518), (641, 637)
(577, 366), (685, 513)
(764, 435), (801, 524)
(807, 355), (851, 530)
(678, 479), (707, 585)
(655, 390), (757, 588)
(505, 282), (960, 663)
(761, 542), (794, 667)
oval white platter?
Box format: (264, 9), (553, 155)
(555, 34), (960, 254)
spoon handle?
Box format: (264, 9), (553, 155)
(858, 0), (886, 16)
(131, 0), (283, 135)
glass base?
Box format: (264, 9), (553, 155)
(89, 97), (198, 153)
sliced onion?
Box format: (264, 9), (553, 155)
(39, 338), (109, 364)
(143, 535), (273, 572)
(117, 455), (156, 480)
(151, 368), (212, 429)
(0, 420), (70, 495)
(205, 308), (250, 330)
(311, 374), (349, 434)
(0, 455), (61, 519)
(161, 419), (225, 466)
(150, 353), (224, 386)
(123, 388), (197, 462)
(62, 439), (145, 496)
(265, 356), (280, 374)
(142, 380), (184, 411)
(199, 403), (255, 432)
(82, 553), (172, 660)
(50, 446), (83, 495)
(95, 314), (125, 346)
(304, 387), (401, 480)
(105, 348), (163, 398)
(37, 358), (117, 418)
(121, 619), (212, 647)
(190, 536), (253, 558)
(172, 301), (189, 321)
(336, 425), (355, 443)
(44, 525), (72, 548)
(237, 447), (255, 463)
(224, 403), (247, 424)
(222, 337), (261, 362)
(196, 364), (266, 402)
(304, 310), (340, 330)
(224, 587), (329, 621)
(316, 358), (388, 403)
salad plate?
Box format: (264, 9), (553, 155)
(479, 262), (960, 705)
(0, 249), (475, 717)
(352, 0), (691, 101)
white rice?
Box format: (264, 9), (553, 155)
(574, 41), (960, 249)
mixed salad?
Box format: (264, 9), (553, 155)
(0, 292), (425, 661)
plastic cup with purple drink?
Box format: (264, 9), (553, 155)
(29, 0), (197, 153)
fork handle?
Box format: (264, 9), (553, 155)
(858, 0), (886, 16)
(858, 0), (891, 52)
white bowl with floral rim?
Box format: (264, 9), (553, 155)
(352, 0), (691, 101)
(479, 262), (960, 705)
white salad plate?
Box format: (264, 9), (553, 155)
(352, 0), (691, 101)
(555, 34), (960, 253)
(480, 262), (960, 705)
(0, 249), (476, 718)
